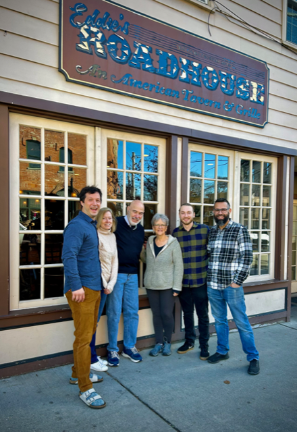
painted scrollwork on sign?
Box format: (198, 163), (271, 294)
(76, 64), (107, 79)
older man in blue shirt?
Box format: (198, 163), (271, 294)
(62, 186), (106, 409)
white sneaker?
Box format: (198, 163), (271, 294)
(97, 356), (108, 366)
(91, 358), (108, 372)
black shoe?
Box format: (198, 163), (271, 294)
(199, 348), (210, 360)
(207, 352), (229, 364)
(177, 342), (194, 354)
(248, 359), (260, 375)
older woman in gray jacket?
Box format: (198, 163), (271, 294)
(141, 213), (183, 356)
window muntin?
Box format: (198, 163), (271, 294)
(11, 115), (94, 310)
(239, 159), (273, 276)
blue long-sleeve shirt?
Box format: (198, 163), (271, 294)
(62, 211), (102, 294)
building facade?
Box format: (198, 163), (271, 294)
(0, 0), (296, 377)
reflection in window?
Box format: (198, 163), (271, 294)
(27, 140), (41, 168)
(59, 147), (73, 172)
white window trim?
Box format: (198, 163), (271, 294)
(282, 0), (297, 50)
(98, 128), (167, 294)
(235, 152), (277, 283)
(187, 143), (277, 283)
(10, 114), (95, 310)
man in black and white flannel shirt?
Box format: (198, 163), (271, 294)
(207, 198), (260, 375)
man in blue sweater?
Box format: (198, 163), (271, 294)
(106, 200), (145, 366)
(62, 186), (106, 409)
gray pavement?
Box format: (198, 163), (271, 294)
(1, 302), (297, 432)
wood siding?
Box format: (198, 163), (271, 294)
(0, 0), (296, 149)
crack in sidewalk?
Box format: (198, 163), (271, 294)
(278, 322), (297, 330)
(106, 371), (181, 432)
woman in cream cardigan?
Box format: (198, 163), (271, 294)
(90, 207), (118, 373)
(141, 213), (183, 357)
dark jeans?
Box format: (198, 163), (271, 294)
(179, 283), (209, 348)
(147, 289), (175, 343)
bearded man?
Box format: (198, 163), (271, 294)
(172, 203), (210, 360)
(207, 198), (260, 375)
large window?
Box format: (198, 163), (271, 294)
(100, 129), (166, 294)
(188, 145), (277, 282)
(11, 114), (94, 310)
(283, 0), (297, 47)
(292, 203), (297, 287)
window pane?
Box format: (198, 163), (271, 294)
(144, 203), (157, 229)
(126, 142), (141, 171)
(287, 0), (297, 44)
(292, 250), (296, 265)
(190, 179), (202, 203)
(293, 222), (297, 236)
(204, 154), (215, 179)
(240, 160), (250, 182)
(204, 180), (215, 204)
(217, 156), (228, 180)
(68, 133), (87, 166)
(193, 205), (201, 223)
(20, 162), (41, 195)
(190, 152), (202, 177)
(68, 200), (81, 221)
(107, 139), (123, 170)
(217, 181), (228, 200)
(239, 208), (249, 228)
(107, 171), (123, 199)
(107, 201), (123, 217)
(45, 130), (64, 163)
(261, 254), (269, 275)
(262, 186), (271, 207)
(20, 234), (41, 265)
(250, 254), (259, 276)
(44, 267), (64, 298)
(292, 266), (296, 281)
(263, 162), (271, 184)
(252, 184), (260, 206)
(20, 125), (41, 160)
(261, 231), (270, 252)
(126, 173), (141, 200)
(144, 145), (158, 173)
(45, 165), (65, 197)
(252, 161), (261, 183)
(250, 232), (259, 252)
(144, 175), (158, 201)
(45, 199), (64, 230)
(45, 234), (63, 264)
(251, 208), (260, 229)
(19, 198), (41, 229)
(20, 268), (41, 301)
(203, 205), (214, 226)
(240, 184), (249, 206)
(262, 208), (270, 229)
(68, 168), (87, 197)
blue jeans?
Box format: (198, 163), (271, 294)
(207, 286), (259, 361)
(106, 274), (139, 352)
(90, 292), (107, 364)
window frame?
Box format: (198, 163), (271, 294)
(10, 113), (94, 311)
(99, 128), (167, 294)
(282, 0), (297, 49)
(188, 144), (277, 283)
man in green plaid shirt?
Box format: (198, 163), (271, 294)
(172, 203), (210, 360)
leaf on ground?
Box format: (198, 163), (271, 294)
(224, 380), (230, 384)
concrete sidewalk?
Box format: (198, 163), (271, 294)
(1, 303), (297, 432)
